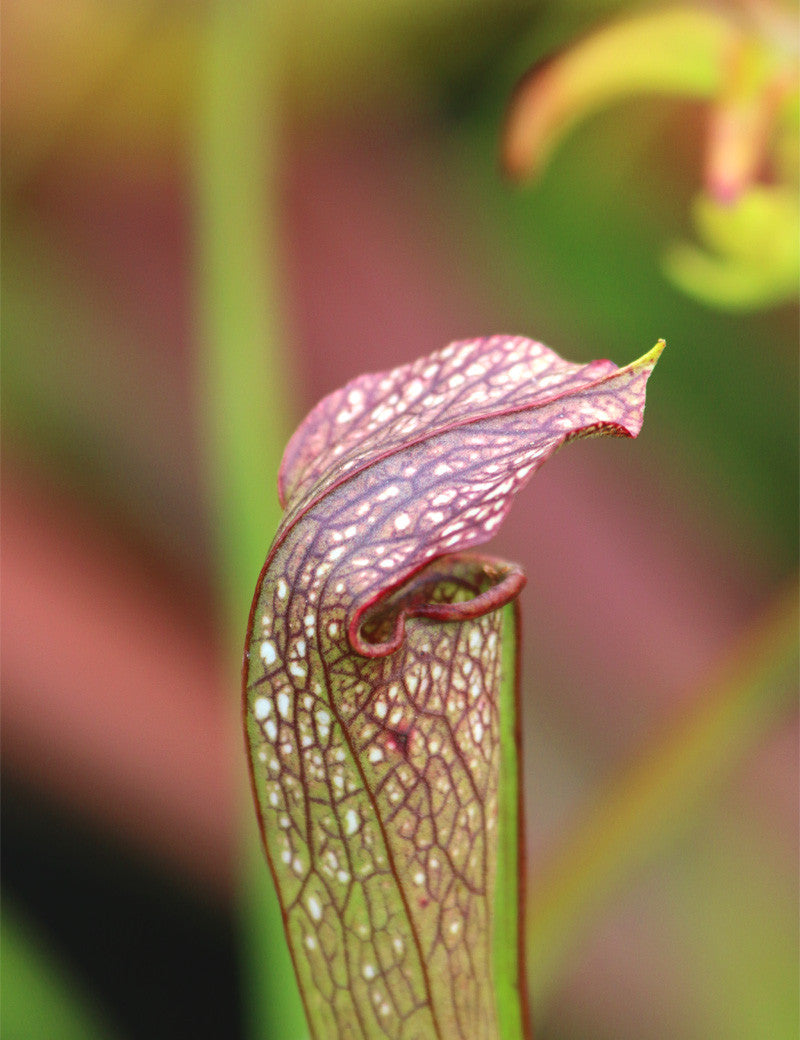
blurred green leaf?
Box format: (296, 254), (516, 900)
(664, 187), (800, 310)
(1, 900), (116, 1040)
(502, 3), (799, 310)
(502, 6), (732, 179)
(679, 820), (798, 1040)
(527, 582), (798, 1007)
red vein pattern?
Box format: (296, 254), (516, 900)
(244, 335), (663, 1040)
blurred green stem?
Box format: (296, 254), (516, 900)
(530, 581), (799, 1005)
(194, 4), (307, 1039)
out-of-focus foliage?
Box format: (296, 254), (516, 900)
(1, 0), (558, 178)
(664, 186), (800, 309)
(528, 583), (798, 1003)
(503, 2), (799, 309)
(1, 902), (115, 1040)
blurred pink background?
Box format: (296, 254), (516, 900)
(3, 3), (797, 1039)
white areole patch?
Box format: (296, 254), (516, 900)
(277, 691), (291, 719)
(344, 808), (359, 835)
(307, 896), (322, 921)
(260, 640), (277, 665)
(254, 697), (271, 720)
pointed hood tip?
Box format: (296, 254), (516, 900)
(647, 338), (666, 362)
(629, 339), (666, 372)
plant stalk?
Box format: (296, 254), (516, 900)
(193, 4), (307, 1038)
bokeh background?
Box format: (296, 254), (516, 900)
(2, 2), (797, 1039)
